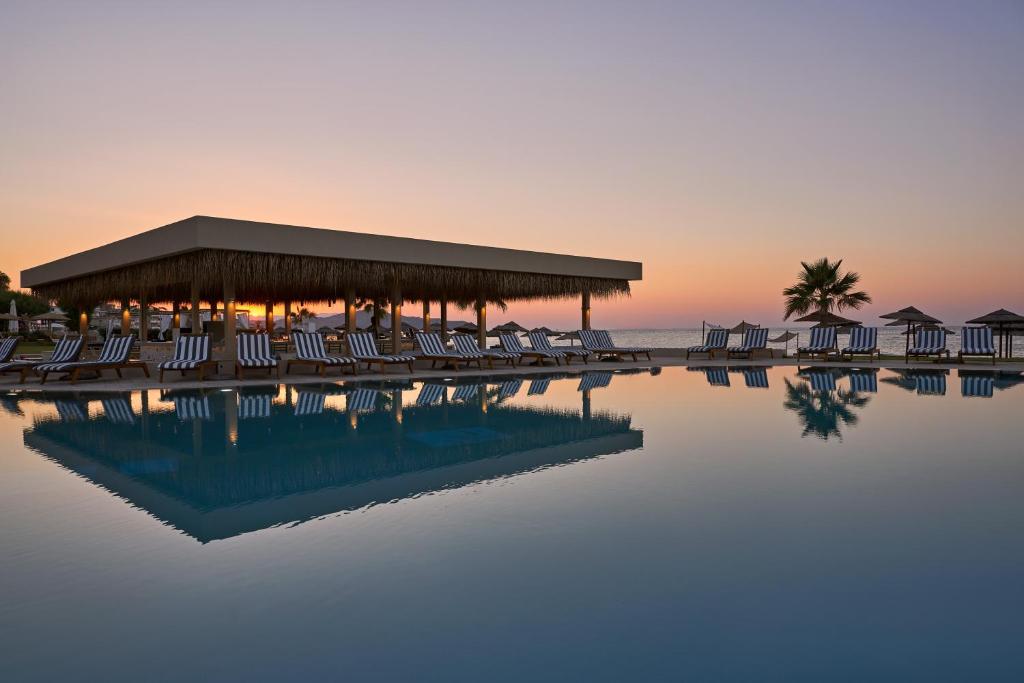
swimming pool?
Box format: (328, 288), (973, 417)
(2, 366), (1022, 681)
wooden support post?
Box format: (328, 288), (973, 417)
(476, 296), (487, 350)
(190, 283), (201, 333)
(440, 297), (448, 342)
(224, 279), (237, 364)
(284, 301), (292, 337)
(265, 302), (274, 335)
(422, 301), (431, 333)
(390, 280), (402, 355)
(172, 301), (181, 343)
(581, 288), (591, 331)
(79, 310), (89, 336)
(139, 292), (148, 352)
(345, 288), (357, 333)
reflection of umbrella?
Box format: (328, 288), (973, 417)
(795, 311), (861, 327)
(488, 321), (528, 336)
(965, 309), (1024, 359)
(729, 321), (759, 334)
(880, 306), (941, 356)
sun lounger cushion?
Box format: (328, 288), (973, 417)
(577, 372), (613, 391)
(908, 329), (947, 354)
(798, 327), (837, 352)
(848, 371), (878, 393)
(158, 335), (212, 370)
(500, 333), (564, 358)
(728, 328), (769, 352)
(960, 327), (995, 355)
(416, 332), (483, 359)
(173, 395), (212, 420)
(579, 329), (652, 353)
(347, 332), (416, 362)
(687, 329), (728, 353)
(961, 374), (994, 397)
(0, 337), (17, 363)
(293, 331), (357, 365)
(452, 334), (518, 359)
(37, 335), (134, 372)
(236, 333), (278, 368)
(914, 372), (947, 395)
(842, 327), (878, 353)
(528, 331), (588, 357)
(1, 337), (84, 373)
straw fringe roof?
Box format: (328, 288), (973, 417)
(31, 249), (630, 306)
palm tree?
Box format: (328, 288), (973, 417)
(782, 258), (871, 320)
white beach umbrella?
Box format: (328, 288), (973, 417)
(8, 300), (18, 333)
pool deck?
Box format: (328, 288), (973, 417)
(3, 351), (1020, 393)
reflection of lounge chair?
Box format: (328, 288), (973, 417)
(841, 327), (879, 362)
(577, 372), (613, 392)
(288, 331), (358, 376)
(451, 384), (479, 402)
(236, 333), (279, 379)
(960, 373), (993, 398)
(906, 329), (949, 363)
(413, 332), (484, 370)
(294, 390), (327, 416)
(452, 333), (518, 368)
(686, 329), (728, 359)
(172, 394), (212, 420)
(578, 329), (652, 361)
(528, 378), (551, 395)
(914, 372), (947, 396)
(497, 379), (523, 401)
(158, 334), (217, 382)
(847, 370), (878, 393)
(702, 367), (730, 387)
(1, 336), (84, 383)
(959, 327), (996, 365)
(38, 335), (148, 385)
(727, 328), (770, 360)
(346, 388), (381, 413)
(797, 327), (837, 361)
(742, 368), (769, 388)
(500, 333), (564, 366)
(101, 396), (136, 424)
(804, 370), (837, 393)
(347, 332), (416, 373)
(54, 399), (88, 422)
(528, 332), (588, 364)
(238, 391), (274, 419)
(416, 383), (446, 406)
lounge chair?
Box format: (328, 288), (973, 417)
(414, 332), (484, 370)
(960, 373), (994, 398)
(0, 337), (17, 363)
(686, 328), (729, 359)
(577, 371), (613, 392)
(235, 333), (280, 379)
(0, 336), (85, 383)
(158, 334), (218, 382)
(37, 335), (148, 385)
(347, 332), (416, 373)
(726, 328), (770, 360)
(287, 331), (359, 376)
(841, 327), (879, 362)
(452, 333), (519, 367)
(796, 327), (838, 361)
(906, 329), (949, 363)
(959, 327), (996, 365)
(499, 333), (564, 365)
(527, 331), (589, 364)
(578, 329), (652, 361)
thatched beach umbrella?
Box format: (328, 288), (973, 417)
(453, 322), (478, 334)
(32, 311), (70, 339)
(487, 321), (528, 336)
(795, 311), (860, 328)
(730, 320), (759, 334)
(525, 326), (565, 337)
(880, 306), (941, 356)
(965, 309), (1024, 359)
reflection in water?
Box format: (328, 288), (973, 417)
(783, 368), (872, 441)
(882, 369), (949, 396)
(21, 375), (642, 543)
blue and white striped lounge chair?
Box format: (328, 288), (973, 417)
(528, 331), (589, 364)
(841, 327), (879, 362)
(500, 333), (564, 366)
(528, 378), (551, 395)
(235, 333), (279, 379)
(294, 389), (328, 416)
(101, 396), (136, 425)
(158, 334), (217, 382)
(796, 327), (838, 361)
(287, 331), (358, 376)
(805, 371), (837, 393)
(906, 329), (949, 363)
(172, 394), (212, 421)
(0, 337), (17, 363)
(686, 328), (729, 360)
(914, 372), (947, 396)
(0, 336), (84, 383)
(452, 333), (519, 367)
(726, 328), (770, 360)
(416, 383), (446, 406)
(577, 371), (613, 392)
(414, 332), (484, 370)
(959, 327), (996, 365)
(451, 384), (479, 402)
(347, 332), (416, 373)
(743, 368), (769, 389)
(578, 329), (652, 361)
(54, 399), (88, 422)
(238, 392), (273, 419)
(347, 388), (381, 413)
(847, 370), (878, 393)
(37, 334), (147, 385)
(497, 379), (523, 401)
(960, 373), (994, 398)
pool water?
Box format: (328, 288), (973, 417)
(2, 366), (1022, 681)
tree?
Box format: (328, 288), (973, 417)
(0, 271), (10, 291)
(783, 258), (871, 320)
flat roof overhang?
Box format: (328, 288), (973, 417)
(21, 216), (641, 303)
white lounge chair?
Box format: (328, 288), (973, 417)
(906, 329), (949, 363)
(236, 333), (279, 379)
(578, 329), (652, 361)
(841, 327), (879, 362)
(287, 331), (358, 376)
(726, 328), (769, 360)
(452, 333), (519, 368)
(414, 332), (484, 370)
(796, 327), (838, 361)
(158, 334), (218, 382)
(686, 328), (728, 360)
(528, 331), (589, 364)
(959, 327), (996, 365)
(0, 336), (84, 384)
(38, 335), (148, 385)
(500, 333), (564, 366)
(347, 332), (416, 373)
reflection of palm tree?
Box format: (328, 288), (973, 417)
(782, 377), (871, 441)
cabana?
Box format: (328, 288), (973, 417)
(21, 216), (642, 366)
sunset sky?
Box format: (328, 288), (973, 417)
(2, 1), (1021, 328)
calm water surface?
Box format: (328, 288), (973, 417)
(2, 367), (1023, 681)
